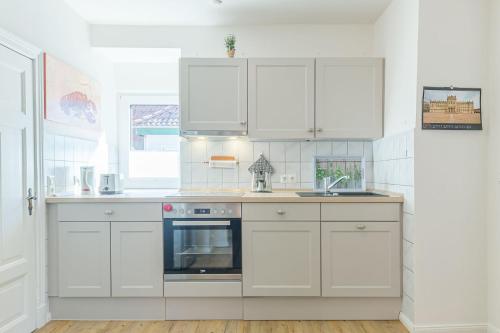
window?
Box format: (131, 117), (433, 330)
(119, 95), (180, 188)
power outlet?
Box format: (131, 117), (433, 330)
(280, 175), (288, 183)
(288, 174), (297, 183)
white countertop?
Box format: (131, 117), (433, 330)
(45, 189), (404, 204)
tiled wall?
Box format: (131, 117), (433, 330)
(373, 129), (415, 321)
(180, 139), (374, 190)
(43, 133), (118, 193)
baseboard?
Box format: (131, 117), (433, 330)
(399, 312), (415, 332)
(413, 323), (488, 333)
(489, 324), (500, 333)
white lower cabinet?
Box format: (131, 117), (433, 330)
(111, 222), (164, 297)
(321, 221), (401, 297)
(59, 222), (111, 297)
(242, 221), (321, 296)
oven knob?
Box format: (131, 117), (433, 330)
(228, 209), (233, 214)
(179, 209), (185, 214)
(187, 210), (192, 214)
(163, 204), (173, 212)
(220, 209), (225, 214)
(213, 209), (217, 214)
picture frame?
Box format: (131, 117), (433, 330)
(422, 86), (482, 130)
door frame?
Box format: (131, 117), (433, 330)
(0, 28), (47, 328)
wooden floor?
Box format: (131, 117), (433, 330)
(37, 320), (409, 333)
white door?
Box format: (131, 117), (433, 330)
(180, 58), (247, 135)
(242, 221), (321, 296)
(321, 221), (400, 297)
(58, 222), (111, 297)
(315, 58), (383, 139)
(111, 222), (163, 297)
(248, 58), (315, 139)
(0, 44), (37, 332)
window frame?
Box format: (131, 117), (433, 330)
(118, 93), (180, 189)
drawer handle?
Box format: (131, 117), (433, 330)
(308, 128), (314, 133)
(104, 209), (114, 215)
(240, 121), (247, 125)
(356, 224), (367, 230)
(276, 210), (286, 215)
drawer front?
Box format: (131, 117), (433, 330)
(57, 203), (162, 222)
(321, 203), (400, 222)
(242, 203), (320, 221)
(164, 281), (242, 298)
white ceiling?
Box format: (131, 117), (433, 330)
(64, 0), (392, 25)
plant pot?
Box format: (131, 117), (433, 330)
(227, 49), (235, 58)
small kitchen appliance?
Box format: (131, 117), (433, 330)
(80, 166), (95, 194)
(99, 173), (123, 194)
(163, 202), (242, 281)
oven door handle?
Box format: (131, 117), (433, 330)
(172, 220), (231, 226)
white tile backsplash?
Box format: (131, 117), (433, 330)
(181, 138), (374, 190)
(373, 129), (415, 320)
(348, 141), (364, 157)
(44, 133), (117, 194)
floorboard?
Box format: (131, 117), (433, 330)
(36, 320), (409, 333)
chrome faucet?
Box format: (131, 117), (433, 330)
(327, 175), (350, 192)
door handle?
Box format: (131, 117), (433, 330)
(276, 210), (286, 215)
(26, 188), (37, 216)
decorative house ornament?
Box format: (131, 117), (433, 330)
(422, 86), (482, 130)
(43, 53), (102, 131)
(248, 153), (273, 192)
(224, 34), (236, 58)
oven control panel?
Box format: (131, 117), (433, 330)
(162, 202), (241, 219)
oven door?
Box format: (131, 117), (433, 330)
(164, 218), (241, 280)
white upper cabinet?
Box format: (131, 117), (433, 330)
(180, 58), (248, 135)
(248, 58), (315, 139)
(315, 58), (384, 139)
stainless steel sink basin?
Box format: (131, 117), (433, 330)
(296, 191), (388, 197)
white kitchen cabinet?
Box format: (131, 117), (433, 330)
(111, 222), (164, 297)
(248, 58), (315, 139)
(315, 58), (384, 139)
(59, 222), (111, 297)
(321, 221), (400, 297)
(180, 58), (248, 135)
(242, 221), (321, 296)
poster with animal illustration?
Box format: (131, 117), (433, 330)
(43, 53), (101, 131)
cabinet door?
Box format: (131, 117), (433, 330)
(243, 221), (320, 296)
(180, 58), (247, 134)
(321, 222), (400, 297)
(248, 58), (315, 139)
(111, 222), (163, 297)
(59, 222), (111, 297)
(315, 58), (383, 139)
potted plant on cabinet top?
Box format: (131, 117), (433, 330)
(225, 34), (236, 57)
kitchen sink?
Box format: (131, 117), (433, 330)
(296, 191), (388, 197)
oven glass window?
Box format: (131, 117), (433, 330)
(172, 226), (234, 270)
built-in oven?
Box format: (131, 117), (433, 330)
(163, 202), (241, 281)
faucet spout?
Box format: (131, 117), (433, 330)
(327, 175), (350, 192)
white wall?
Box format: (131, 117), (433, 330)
(114, 62), (179, 93)
(487, 0), (500, 331)
(372, 0), (419, 323)
(373, 0), (419, 136)
(90, 24), (374, 57)
(414, 0), (489, 328)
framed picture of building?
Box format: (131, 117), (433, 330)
(422, 86), (482, 130)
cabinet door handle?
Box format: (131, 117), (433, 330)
(356, 224), (367, 230)
(316, 128), (323, 133)
(308, 128), (314, 133)
(104, 209), (114, 215)
(276, 210), (286, 215)
(240, 121), (247, 125)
